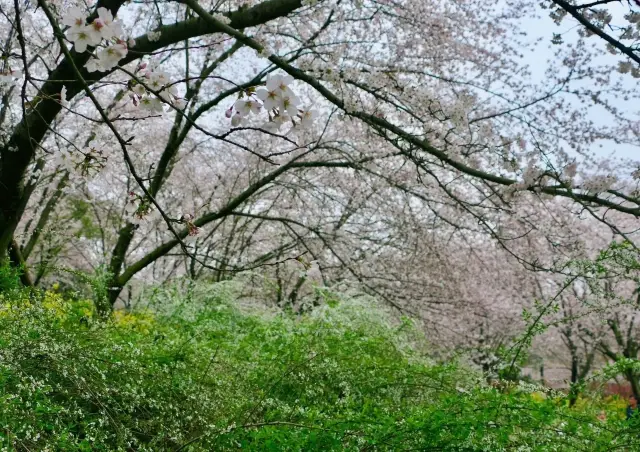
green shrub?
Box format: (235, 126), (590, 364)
(0, 260), (22, 293)
(0, 285), (638, 450)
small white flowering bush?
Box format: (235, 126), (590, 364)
(0, 278), (638, 450)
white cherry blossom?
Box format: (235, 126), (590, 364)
(146, 71), (170, 90)
(61, 7), (86, 29)
(69, 25), (100, 53)
(231, 113), (244, 127)
(266, 73), (294, 98)
(234, 99), (261, 117)
(278, 94), (300, 117)
(131, 83), (146, 96)
(84, 57), (101, 72)
(256, 87), (280, 110)
(173, 98), (187, 110)
(98, 43), (128, 69)
(299, 109), (318, 128)
(85, 43), (127, 72)
(263, 112), (291, 131)
(140, 96), (164, 113)
(95, 7), (120, 39)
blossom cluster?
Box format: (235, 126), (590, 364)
(227, 73), (317, 131)
(180, 213), (202, 239)
(62, 7), (127, 72)
(124, 191), (154, 225)
(581, 174), (618, 193)
(129, 64), (186, 113)
(53, 146), (107, 177)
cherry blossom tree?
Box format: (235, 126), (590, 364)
(0, 0), (639, 330)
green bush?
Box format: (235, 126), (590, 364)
(0, 260), (22, 293)
(0, 285), (638, 451)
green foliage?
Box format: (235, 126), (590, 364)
(0, 285), (639, 451)
(0, 260), (22, 293)
(49, 266), (113, 315)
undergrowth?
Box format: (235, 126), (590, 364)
(0, 281), (638, 451)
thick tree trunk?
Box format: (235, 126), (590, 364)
(626, 370), (640, 403)
(8, 239), (33, 286)
(0, 1), (127, 260)
(568, 356), (579, 407)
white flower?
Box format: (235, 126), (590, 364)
(231, 113), (244, 127)
(96, 7), (114, 26)
(127, 37), (136, 47)
(173, 98), (187, 110)
(140, 95), (164, 113)
(275, 113), (291, 127)
(86, 21), (105, 44)
(167, 84), (179, 97)
(55, 151), (75, 171)
(158, 89), (173, 103)
(69, 25), (100, 53)
(60, 86), (69, 107)
(84, 57), (102, 72)
(234, 98), (261, 117)
(263, 113), (291, 131)
(278, 94), (300, 116)
(147, 31), (161, 42)
(582, 174), (617, 192)
(109, 20), (124, 39)
(61, 7), (87, 29)
(266, 73), (294, 98)
(131, 83), (146, 96)
(299, 109), (318, 128)
(146, 71), (169, 90)
(94, 7), (121, 39)
(85, 43), (128, 72)
(256, 87), (281, 110)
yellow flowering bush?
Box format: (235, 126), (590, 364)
(111, 309), (155, 333)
